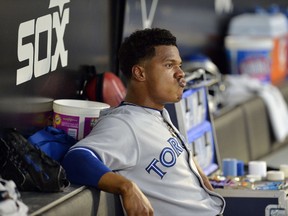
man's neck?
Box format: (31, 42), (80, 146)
(124, 84), (165, 110)
(124, 97), (164, 110)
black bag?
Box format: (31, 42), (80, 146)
(0, 129), (70, 192)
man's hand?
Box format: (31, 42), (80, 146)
(120, 180), (153, 216)
(98, 172), (154, 216)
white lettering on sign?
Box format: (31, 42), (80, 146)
(215, 0), (233, 14)
(140, 0), (158, 29)
(16, 0), (70, 85)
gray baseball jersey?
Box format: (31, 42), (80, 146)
(73, 104), (225, 215)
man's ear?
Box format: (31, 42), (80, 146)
(131, 65), (146, 81)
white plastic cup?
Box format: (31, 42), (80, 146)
(248, 161), (267, 178)
(279, 164), (288, 178)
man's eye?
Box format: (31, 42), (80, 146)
(165, 64), (172, 68)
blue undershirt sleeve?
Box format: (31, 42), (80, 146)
(62, 147), (111, 187)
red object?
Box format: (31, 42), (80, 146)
(85, 72), (126, 107)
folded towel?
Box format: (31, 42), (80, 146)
(223, 75), (288, 142)
(259, 84), (288, 142)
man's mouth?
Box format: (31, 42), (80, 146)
(178, 78), (186, 88)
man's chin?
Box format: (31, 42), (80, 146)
(165, 93), (184, 104)
(177, 93), (184, 101)
(172, 96), (182, 103)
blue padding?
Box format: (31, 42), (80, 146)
(28, 126), (77, 163)
(62, 147), (111, 187)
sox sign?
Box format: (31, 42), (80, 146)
(16, 0), (70, 85)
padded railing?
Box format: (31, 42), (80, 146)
(213, 81), (288, 168)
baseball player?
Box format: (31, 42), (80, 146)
(62, 28), (225, 216)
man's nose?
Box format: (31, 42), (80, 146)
(175, 66), (185, 77)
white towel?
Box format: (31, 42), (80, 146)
(223, 75), (288, 142)
(259, 84), (288, 142)
(0, 178), (28, 216)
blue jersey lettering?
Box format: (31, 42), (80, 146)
(168, 137), (183, 156)
(145, 158), (167, 179)
(160, 147), (176, 167)
(145, 137), (184, 178)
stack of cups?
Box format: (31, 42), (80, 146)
(280, 164), (288, 179)
(223, 160), (288, 181)
(247, 161), (267, 181)
(222, 158), (244, 177)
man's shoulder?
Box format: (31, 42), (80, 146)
(98, 105), (157, 128)
(99, 105), (147, 117)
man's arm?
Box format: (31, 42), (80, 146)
(62, 148), (153, 216)
(98, 172), (153, 216)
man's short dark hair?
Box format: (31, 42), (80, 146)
(118, 28), (177, 79)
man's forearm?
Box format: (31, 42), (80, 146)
(97, 171), (134, 195)
(98, 172), (154, 216)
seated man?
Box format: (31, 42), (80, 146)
(62, 28), (225, 216)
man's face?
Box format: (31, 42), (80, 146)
(143, 45), (186, 105)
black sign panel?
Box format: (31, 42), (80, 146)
(0, 0), (111, 131)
